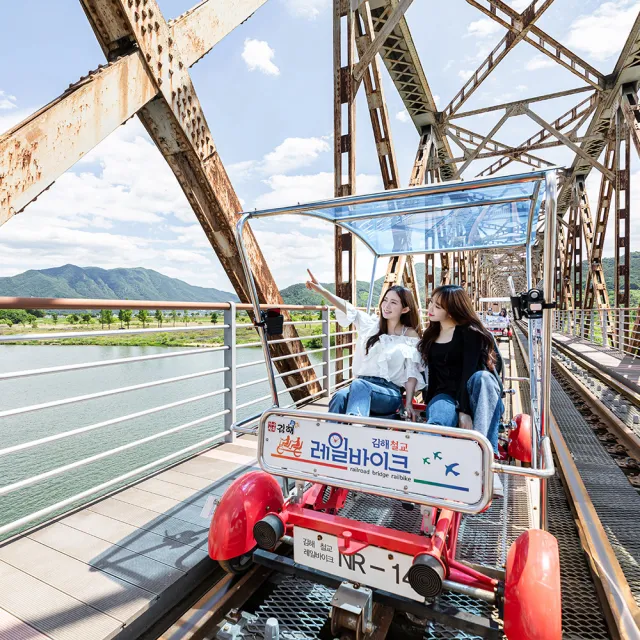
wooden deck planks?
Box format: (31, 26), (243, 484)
(0, 433), (268, 639)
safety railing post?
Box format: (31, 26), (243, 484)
(590, 310), (594, 342)
(619, 309), (624, 352)
(602, 309), (609, 348)
(224, 302), (237, 443)
(321, 307), (331, 398)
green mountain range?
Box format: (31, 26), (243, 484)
(0, 265), (239, 303)
(1, 253), (638, 307)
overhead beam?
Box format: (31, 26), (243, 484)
(353, 0), (413, 84)
(465, 0), (605, 90)
(444, 0), (555, 119)
(524, 107), (615, 181)
(454, 111), (510, 178)
(0, 0), (267, 225)
(450, 86), (593, 120)
(478, 93), (598, 177)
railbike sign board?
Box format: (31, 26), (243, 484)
(258, 412), (490, 508)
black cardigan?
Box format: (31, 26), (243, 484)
(424, 324), (503, 415)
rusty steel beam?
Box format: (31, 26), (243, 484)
(443, 0), (556, 119)
(369, 1), (456, 181)
(0, 0), (267, 225)
(451, 86), (593, 120)
(446, 123), (552, 172)
(614, 107), (631, 311)
(620, 84), (640, 158)
(334, 0), (357, 385)
(557, 14), (640, 216)
(575, 177), (611, 315)
(75, 0), (320, 401)
(353, 0), (413, 85)
(454, 111), (510, 178)
(464, 0), (604, 91)
(524, 107), (615, 181)
(476, 94), (597, 177)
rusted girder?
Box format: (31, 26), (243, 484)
(464, 0), (604, 92)
(0, 0), (267, 225)
(76, 0), (320, 401)
(443, 0), (556, 119)
(477, 94), (597, 177)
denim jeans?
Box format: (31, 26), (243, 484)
(425, 371), (503, 452)
(329, 376), (402, 417)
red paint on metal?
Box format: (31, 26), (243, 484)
(208, 470), (284, 561)
(504, 529), (562, 640)
(508, 413), (533, 463)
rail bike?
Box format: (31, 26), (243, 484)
(208, 169), (561, 639)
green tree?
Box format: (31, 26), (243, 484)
(99, 309), (114, 329)
(155, 309), (163, 327)
(119, 309), (132, 329)
(81, 313), (92, 327)
(170, 310), (178, 327)
(67, 314), (79, 325)
(211, 312), (219, 324)
(52, 313), (58, 325)
(137, 309), (149, 328)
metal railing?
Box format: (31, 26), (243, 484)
(553, 308), (640, 357)
(0, 298), (354, 541)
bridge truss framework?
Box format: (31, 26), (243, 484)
(2, 0), (640, 389)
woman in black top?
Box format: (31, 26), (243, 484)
(417, 285), (503, 453)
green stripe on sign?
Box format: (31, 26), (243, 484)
(413, 478), (469, 492)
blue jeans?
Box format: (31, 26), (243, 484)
(425, 371), (503, 452)
(329, 376), (402, 417)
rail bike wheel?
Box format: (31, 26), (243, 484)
(218, 549), (255, 575)
(504, 529), (562, 640)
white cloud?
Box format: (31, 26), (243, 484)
(507, 0), (531, 11)
(262, 137), (330, 174)
(525, 54), (555, 71)
(241, 38), (280, 76)
(566, 1), (640, 61)
(229, 136), (330, 181)
(433, 94), (441, 108)
(458, 69), (474, 81)
(282, 0), (330, 19)
(254, 172), (382, 210)
(396, 110), (410, 123)
(0, 90), (17, 110)
(0, 107), (32, 135)
(466, 18), (502, 38)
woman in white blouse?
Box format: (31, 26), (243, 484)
(305, 270), (425, 421)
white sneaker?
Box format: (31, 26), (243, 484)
(493, 474), (504, 498)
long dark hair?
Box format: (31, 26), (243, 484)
(418, 285), (497, 370)
(365, 286), (422, 354)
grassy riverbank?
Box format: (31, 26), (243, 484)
(0, 313), (327, 347)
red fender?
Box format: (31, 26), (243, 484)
(508, 414), (532, 463)
(208, 471), (284, 561)
(504, 529), (562, 640)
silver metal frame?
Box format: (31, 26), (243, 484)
(233, 168), (559, 523)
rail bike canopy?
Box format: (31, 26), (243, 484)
(237, 169), (556, 258)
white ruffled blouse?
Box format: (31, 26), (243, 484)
(335, 302), (425, 391)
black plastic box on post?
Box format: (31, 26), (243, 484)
(262, 309), (284, 336)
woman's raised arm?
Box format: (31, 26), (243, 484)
(305, 269), (348, 314)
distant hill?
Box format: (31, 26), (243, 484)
(0, 265), (239, 303)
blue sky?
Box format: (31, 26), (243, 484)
(1, 0), (638, 294)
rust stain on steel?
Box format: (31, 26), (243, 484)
(0, 53), (157, 226)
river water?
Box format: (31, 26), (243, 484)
(0, 344), (325, 540)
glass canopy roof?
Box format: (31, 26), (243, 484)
(242, 169), (553, 257)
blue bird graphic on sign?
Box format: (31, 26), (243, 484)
(445, 463), (460, 477)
